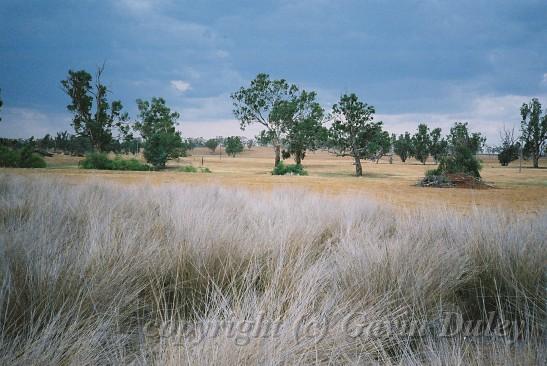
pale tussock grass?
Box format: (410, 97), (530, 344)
(0, 173), (545, 365)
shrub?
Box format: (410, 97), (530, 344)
(0, 146), (46, 168)
(143, 132), (186, 169)
(0, 146), (20, 167)
(178, 165), (198, 173)
(498, 144), (519, 166)
(272, 161), (308, 175)
(436, 145), (482, 178)
(80, 152), (113, 170)
(178, 165), (211, 173)
(110, 156), (151, 171)
(80, 153), (150, 171)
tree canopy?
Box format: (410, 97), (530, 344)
(133, 97), (186, 169)
(328, 93), (384, 176)
(61, 66), (129, 152)
(520, 98), (547, 168)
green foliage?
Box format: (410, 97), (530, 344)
(134, 98), (187, 169)
(393, 132), (413, 162)
(520, 98), (547, 168)
(412, 123), (431, 164)
(498, 145), (520, 166)
(447, 122), (485, 154)
(178, 165), (211, 173)
(0, 146), (20, 167)
(61, 66), (129, 152)
(19, 145), (47, 168)
(205, 138), (219, 153)
(231, 73), (299, 166)
(428, 127), (448, 162)
(271, 161), (308, 175)
(366, 129), (391, 163)
(437, 145), (482, 178)
(282, 90), (326, 164)
(80, 152), (112, 169)
(224, 136), (244, 157)
(497, 127), (519, 166)
(432, 122), (485, 178)
(110, 157), (150, 171)
(327, 93), (383, 176)
(0, 145), (46, 168)
(80, 152), (150, 171)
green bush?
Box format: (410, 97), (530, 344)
(80, 152), (150, 171)
(272, 161), (308, 176)
(178, 165), (198, 173)
(0, 146), (20, 167)
(178, 165), (211, 173)
(80, 152), (113, 170)
(436, 145), (482, 178)
(0, 146), (46, 168)
(111, 156), (151, 171)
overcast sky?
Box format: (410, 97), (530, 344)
(1, 0), (546, 143)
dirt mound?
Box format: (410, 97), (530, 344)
(420, 173), (493, 189)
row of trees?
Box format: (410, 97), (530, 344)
(231, 74), (392, 176)
(231, 73), (546, 176)
(1, 70), (544, 173)
(392, 122), (485, 165)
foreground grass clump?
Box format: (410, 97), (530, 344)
(272, 161), (308, 175)
(0, 174), (545, 365)
(80, 152), (151, 171)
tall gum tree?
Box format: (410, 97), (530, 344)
(328, 93), (383, 176)
(231, 73), (298, 167)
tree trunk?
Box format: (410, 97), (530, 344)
(354, 156), (363, 176)
(295, 152), (302, 165)
(274, 145), (281, 167)
(533, 154), (539, 168)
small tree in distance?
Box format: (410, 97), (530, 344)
(498, 126), (520, 166)
(328, 93), (383, 176)
(224, 136), (244, 157)
(412, 123), (431, 164)
(435, 122), (485, 178)
(393, 132), (413, 163)
(429, 127), (448, 163)
(520, 98), (547, 168)
(205, 138), (219, 153)
(134, 97), (186, 169)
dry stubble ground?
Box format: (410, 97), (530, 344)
(2, 147), (546, 212)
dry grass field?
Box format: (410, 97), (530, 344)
(4, 146), (547, 212)
(0, 174), (545, 365)
(1, 148), (546, 364)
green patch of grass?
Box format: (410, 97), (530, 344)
(178, 165), (212, 173)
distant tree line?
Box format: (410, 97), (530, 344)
(0, 70), (545, 173)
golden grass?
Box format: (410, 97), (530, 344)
(2, 147), (546, 212)
(0, 174), (545, 364)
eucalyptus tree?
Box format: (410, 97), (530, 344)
(393, 132), (414, 163)
(327, 93), (384, 176)
(520, 98), (547, 168)
(231, 73), (299, 167)
(61, 66), (129, 152)
(412, 123), (431, 164)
